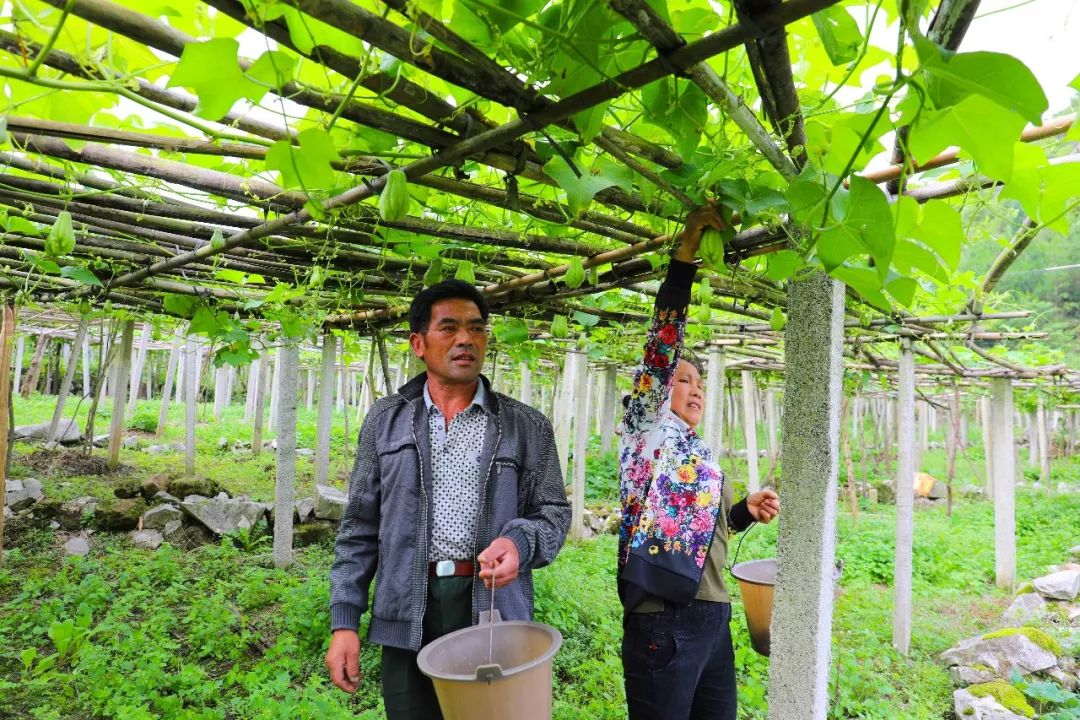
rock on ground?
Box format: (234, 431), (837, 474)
(63, 537), (90, 557)
(293, 521), (336, 547)
(953, 689), (1029, 720)
(14, 419), (81, 443)
(180, 496), (267, 535)
(57, 497), (96, 531)
(1002, 592), (1049, 627)
(1033, 570), (1080, 601)
(162, 520), (213, 550)
(941, 631), (1058, 677)
(168, 476), (225, 500)
(5, 478), (44, 511)
(130, 529), (163, 550)
(314, 485), (346, 521)
(142, 504), (182, 530)
(94, 497), (147, 532)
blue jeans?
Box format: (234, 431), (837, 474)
(622, 600), (737, 720)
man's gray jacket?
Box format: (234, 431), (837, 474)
(329, 372), (571, 651)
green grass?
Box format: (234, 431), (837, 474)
(3, 393), (1080, 718)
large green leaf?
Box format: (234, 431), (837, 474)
(915, 38), (1048, 124)
(815, 177), (894, 278)
(167, 38), (266, 119)
(641, 77), (708, 159)
(811, 6), (862, 66)
(908, 93), (1025, 181)
(544, 154), (633, 217)
(1000, 143), (1080, 234)
(265, 128), (338, 192)
(493, 317), (530, 344)
(246, 50), (296, 92)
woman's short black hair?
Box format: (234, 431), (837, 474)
(409, 279), (490, 334)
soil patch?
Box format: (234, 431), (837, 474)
(19, 449), (127, 477)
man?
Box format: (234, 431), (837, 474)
(326, 279), (571, 719)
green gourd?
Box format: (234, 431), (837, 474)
(550, 315), (568, 338)
(564, 257), (586, 289)
(46, 211), (75, 256)
(699, 227), (726, 269)
(378, 170), (410, 221)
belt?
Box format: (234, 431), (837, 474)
(428, 559), (475, 578)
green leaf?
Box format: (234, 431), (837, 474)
(915, 38), (1048, 124)
(572, 101), (609, 144)
(908, 94), (1025, 181)
(215, 269), (249, 285)
(22, 250), (61, 275)
(830, 266), (890, 311)
(260, 3), (365, 56)
(816, 177), (894, 278)
(917, 201), (963, 269)
(189, 306), (228, 337)
(642, 77), (708, 159)
(45, 211), (75, 256)
(60, 265), (102, 287)
(886, 276), (917, 306)
(811, 6), (862, 66)
(163, 293), (197, 318)
(454, 260), (476, 284)
(246, 50), (295, 92)
(769, 306), (786, 331)
(493, 317), (529, 344)
(999, 142), (1080, 234)
(423, 259), (443, 287)
(544, 154), (633, 217)
(766, 250), (803, 282)
(1, 212), (42, 236)
(167, 38), (265, 119)
(265, 128), (338, 192)
(785, 167), (829, 226)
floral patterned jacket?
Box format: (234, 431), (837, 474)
(617, 260), (734, 610)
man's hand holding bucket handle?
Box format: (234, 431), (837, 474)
(747, 489), (780, 524)
(326, 629), (362, 693)
(478, 537), (520, 589)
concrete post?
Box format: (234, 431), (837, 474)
(268, 347), (281, 429)
(306, 368), (316, 410)
(554, 352), (575, 478)
(703, 345), (726, 455)
(47, 316), (88, 444)
(273, 339), (299, 568)
(980, 396), (994, 498)
(315, 333), (336, 486)
(570, 351), (590, 541)
(213, 364), (229, 421)
(81, 334), (91, 398)
(1027, 412), (1039, 468)
(184, 336), (198, 477)
(107, 321), (135, 471)
(766, 273), (844, 720)
(12, 335), (24, 398)
(127, 321), (151, 415)
(157, 334), (181, 436)
(990, 378), (1016, 588)
(741, 370), (760, 493)
(336, 337), (346, 411)
(765, 388), (779, 466)
(518, 361), (532, 406)
(893, 339), (916, 655)
(599, 366), (618, 454)
(252, 344), (269, 457)
(1037, 396), (1050, 492)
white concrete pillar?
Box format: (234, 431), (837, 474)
(273, 339), (299, 568)
(990, 378), (1016, 588)
(599, 366), (618, 454)
(107, 321), (135, 470)
(306, 368), (315, 410)
(12, 335), (24, 398)
(570, 350), (590, 541)
(213, 364), (229, 421)
(1037, 396), (1050, 491)
(157, 335), (181, 436)
(81, 334), (91, 398)
(554, 352), (575, 478)
(184, 336), (198, 477)
(981, 396), (994, 498)
(703, 345), (726, 455)
(518, 361), (532, 406)
(336, 337), (346, 411)
(127, 321), (151, 415)
(47, 317), (89, 444)
(765, 388), (779, 465)
(315, 333), (336, 486)
(741, 370), (760, 493)
(766, 273), (844, 720)
(893, 339), (916, 655)
(269, 347), (281, 428)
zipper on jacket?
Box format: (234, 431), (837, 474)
(411, 403), (431, 651)
(473, 420), (503, 622)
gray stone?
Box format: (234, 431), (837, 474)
(296, 448), (314, 457)
(113, 477), (144, 499)
(953, 689), (1028, 720)
(216, 437), (229, 450)
(168, 476), (224, 499)
(3, 506), (11, 520)
(161, 520), (212, 550)
(130, 529), (163, 550)
(94, 497), (147, 532)
(1046, 666), (1078, 692)
(314, 484), (346, 521)
(144, 444), (173, 454)
(92, 433), (109, 448)
(1033, 570), (1080, 601)
(121, 435), (141, 448)
(63, 537), (90, 557)
(14, 419), (81, 443)
(941, 631), (1057, 677)
(140, 474), (170, 501)
(296, 497), (315, 524)
(57, 497), (96, 531)
(6, 477), (44, 511)
(142, 504), (182, 530)
(1002, 592), (1049, 627)
(181, 496), (267, 535)
(150, 491), (181, 506)
(950, 664), (995, 684)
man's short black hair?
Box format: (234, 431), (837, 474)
(409, 279), (490, 334)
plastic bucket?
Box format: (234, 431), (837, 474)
(416, 613), (562, 720)
(730, 558), (843, 657)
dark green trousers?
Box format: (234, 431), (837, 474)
(380, 576), (473, 720)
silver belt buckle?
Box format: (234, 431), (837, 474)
(435, 560), (455, 577)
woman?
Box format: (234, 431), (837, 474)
(618, 205), (780, 720)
